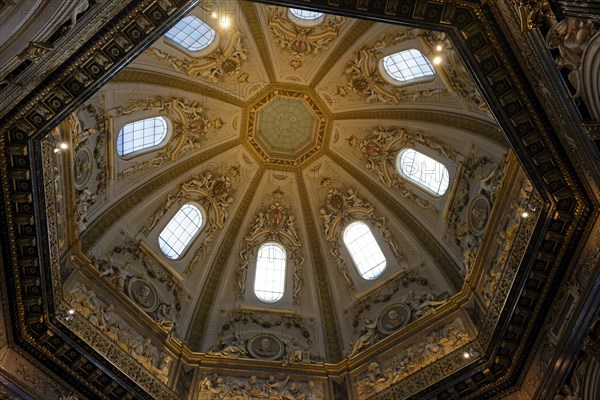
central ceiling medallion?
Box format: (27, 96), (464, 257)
(247, 88), (327, 166)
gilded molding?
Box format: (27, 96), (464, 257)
(333, 109), (506, 146)
(240, 1), (277, 82)
(112, 69), (247, 107)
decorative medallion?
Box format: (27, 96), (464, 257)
(74, 146), (93, 190)
(377, 303), (411, 335)
(468, 194), (491, 236)
(247, 334), (285, 360)
(127, 277), (159, 312)
(246, 87), (327, 166)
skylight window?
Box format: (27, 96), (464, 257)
(116, 116), (168, 157)
(343, 222), (387, 280)
(164, 16), (216, 52)
(158, 203), (204, 259)
(382, 49), (435, 84)
(288, 8), (325, 26)
(397, 149), (450, 196)
(254, 243), (286, 303)
(289, 8), (323, 20)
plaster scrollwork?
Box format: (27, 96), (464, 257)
(143, 166), (239, 278)
(236, 189), (305, 303)
(17, 41), (54, 63)
(117, 96), (224, 178)
(267, 6), (344, 69)
(208, 310), (321, 365)
(90, 238), (185, 335)
(444, 153), (506, 277)
(354, 317), (471, 398)
(13, 356), (71, 398)
(349, 291), (449, 357)
(68, 109), (108, 233)
(483, 178), (534, 305)
(336, 30), (449, 104)
(146, 28), (249, 83)
(198, 374), (324, 400)
(65, 283), (172, 383)
(507, 0), (552, 32)
(348, 126), (459, 214)
(546, 18), (599, 99)
(319, 178), (404, 289)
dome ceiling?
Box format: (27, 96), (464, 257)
(34, 1), (542, 398)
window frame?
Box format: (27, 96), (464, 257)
(158, 202), (205, 260)
(396, 148), (450, 197)
(253, 242), (287, 303)
(115, 115), (171, 159)
(163, 15), (218, 57)
(379, 48), (436, 86)
(343, 222), (387, 281)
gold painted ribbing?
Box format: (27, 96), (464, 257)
(296, 173), (343, 361)
(185, 166), (266, 350)
(112, 69), (247, 107)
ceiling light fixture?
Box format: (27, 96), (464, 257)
(436, 44), (443, 52)
(433, 56), (443, 65)
(59, 142), (69, 150)
(211, 11), (218, 19)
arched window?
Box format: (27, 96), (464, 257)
(343, 222), (386, 280)
(164, 16), (216, 52)
(158, 203), (204, 259)
(116, 116), (168, 157)
(288, 8), (324, 26)
(254, 243), (286, 303)
(382, 49), (435, 84)
(396, 149), (450, 196)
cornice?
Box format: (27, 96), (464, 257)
(0, 0), (596, 398)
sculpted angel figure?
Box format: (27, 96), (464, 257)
(350, 318), (378, 356)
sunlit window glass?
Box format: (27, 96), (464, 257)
(397, 149), (450, 196)
(254, 243), (286, 302)
(382, 49), (435, 83)
(343, 222), (386, 280)
(116, 116), (168, 157)
(289, 8), (324, 20)
(158, 203), (204, 259)
(165, 16), (216, 52)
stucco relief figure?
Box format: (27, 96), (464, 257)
(546, 18), (597, 99)
(154, 303), (176, 333)
(236, 247), (249, 295)
(350, 318), (378, 356)
(209, 332), (248, 358)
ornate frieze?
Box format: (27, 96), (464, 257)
(90, 237), (184, 335)
(116, 95), (223, 177)
(207, 309), (321, 365)
(318, 178), (404, 289)
(267, 6), (344, 70)
(336, 29), (448, 104)
(355, 317), (471, 399)
(346, 268), (433, 329)
(198, 373), (324, 400)
(146, 28), (249, 83)
(444, 152), (507, 277)
(65, 283), (172, 383)
(349, 290), (449, 357)
(236, 189), (304, 301)
(348, 126), (459, 214)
